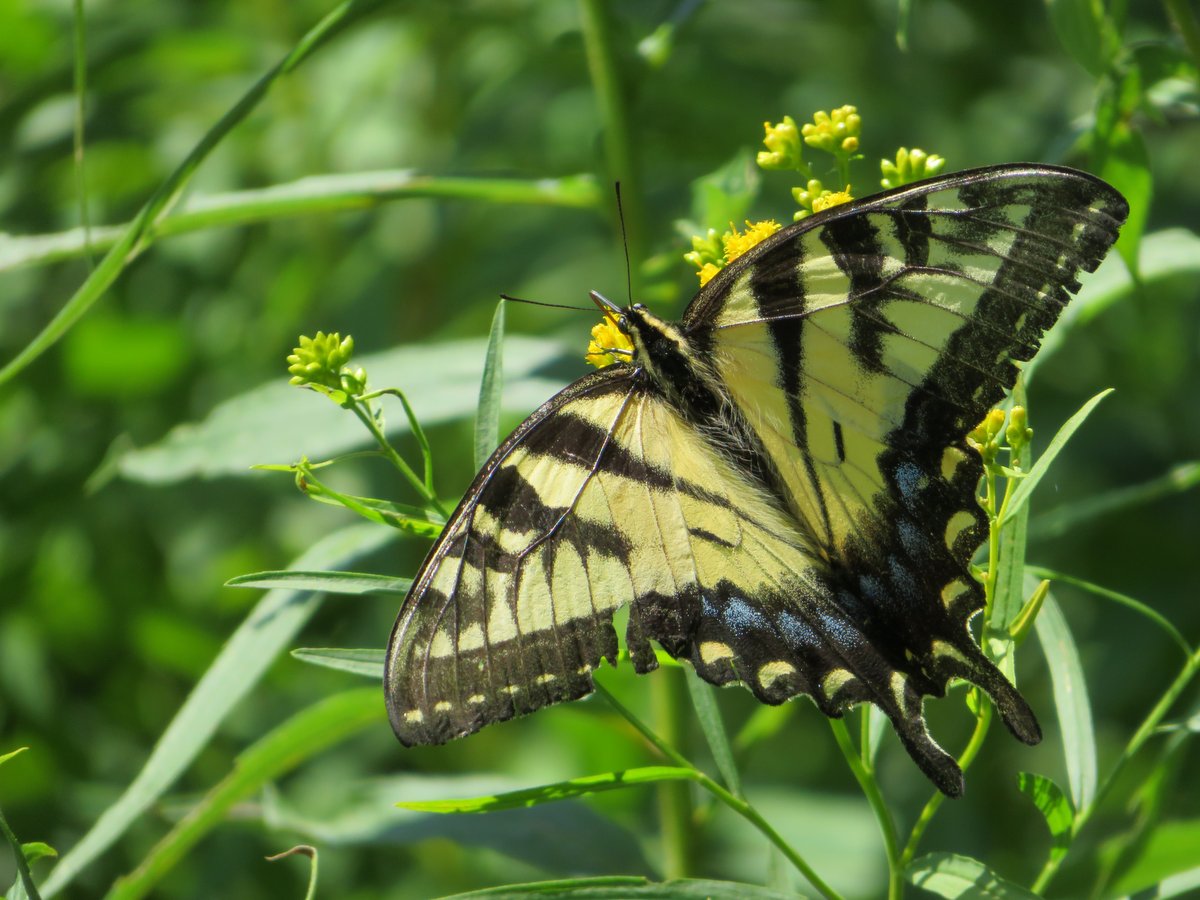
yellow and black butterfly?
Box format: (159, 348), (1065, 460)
(384, 164), (1126, 797)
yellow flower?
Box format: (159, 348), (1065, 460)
(584, 315), (634, 368)
(811, 188), (853, 213)
(756, 115), (803, 170)
(697, 261), (722, 287)
(801, 105), (862, 155)
(722, 220), (781, 263)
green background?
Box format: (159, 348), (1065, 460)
(1, 1), (1198, 898)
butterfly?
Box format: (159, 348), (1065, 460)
(384, 164), (1127, 796)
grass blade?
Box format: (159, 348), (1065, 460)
(105, 688), (382, 900)
(40, 524), (391, 898)
(226, 570), (410, 596)
(475, 300), (506, 471)
(683, 668), (741, 796)
(0, 0), (385, 388)
(1000, 389), (1114, 528)
(1034, 590), (1098, 810)
(291, 648), (385, 679)
(397, 767), (697, 814)
(439, 876), (803, 898)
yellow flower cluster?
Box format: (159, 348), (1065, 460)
(792, 179), (854, 220)
(801, 105), (861, 155)
(756, 116), (802, 171)
(686, 220), (782, 286)
(584, 315), (635, 369)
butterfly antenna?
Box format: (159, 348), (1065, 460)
(498, 293), (594, 313)
(614, 182), (633, 304)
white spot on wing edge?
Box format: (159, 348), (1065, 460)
(403, 709), (425, 724)
(757, 660), (797, 690)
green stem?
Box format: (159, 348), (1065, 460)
(596, 683), (843, 900)
(899, 700), (994, 869)
(578, 0), (646, 296)
(651, 669), (695, 878)
(348, 403), (448, 519)
(2, 173), (600, 275)
(0, 807), (44, 900)
(829, 719), (902, 899)
(71, 0), (93, 270)
(1032, 643), (1200, 893)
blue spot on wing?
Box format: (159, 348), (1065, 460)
(895, 461), (923, 500)
(722, 596), (769, 637)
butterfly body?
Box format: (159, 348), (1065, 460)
(385, 164), (1127, 796)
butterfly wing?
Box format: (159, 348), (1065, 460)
(385, 363), (974, 791)
(682, 163), (1127, 753)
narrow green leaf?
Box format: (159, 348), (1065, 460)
(396, 767), (697, 814)
(0, 748), (28, 768)
(1, 809), (41, 900)
(39, 524), (391, 898)
(118, 336), (568, 483)
(1034, 591), (1098, 810)
(475, 300), (506, 471)
(1017, 772), (1074, 866)
(439, 876), (802, 898)
(226, 570), (410, 596)
(1025, 566), (1191, 657)
(1029, 461), (1200, 541)
(0, 173), (600, 274)
(683, 668), (742, 796)
(907, 851), (1040, 898)
(1045, 0), (1121, 77)
(896, 0), (913, 50)
(1000, 389), (1114, 528)
(1108, 819), (1200, 897)
(1132, 865), (1200, 899)
(106, 688), (382, 900)
(0, 0), (384, 388)
(989, 379), (1030, 674)
(291, 648), (384, 680)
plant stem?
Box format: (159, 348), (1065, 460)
(1032, 642), (1200, 893)
(829, 719), (902, 899)
(349, 403), (448, 519)
(899, 700), (994, 869)
(578, 0), (646, 296)
(651, 668), (695, 878)
(596, 683), (842, 900)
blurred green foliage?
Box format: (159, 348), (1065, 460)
(1, 1), (1199, 898)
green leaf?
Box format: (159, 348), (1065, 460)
(0, 0), (385, 388)
(1000, 389), (1113, 528)
(1025, 566), (1191, 657)
(118, 336), (569, 483)
(989, 378), (1030, 673)
(437, 877), (803, 898)
(1045, 0), (1120, 77)
(1016, 772), (1074, 867)
(906, 851), (1040, 898)
(1109, 819), (1200, 897)
(39, 524), (391, 899)
(262, 774), (654, 877)
(1034, 590), (1098, 810)
(226, 570), (410, 596)
(688, 149), (761, 234)
(291, 648), (384, 679)
(1098, 122), (1152, 278)
(0, 808), (47, 900)
(683, 668), (742, 797)
(0, 748), (28, 768)
(475, 299), (506, 471)
(0, 173), (600, 274)
(105, 688), (383, 900)
(396, 767), (697, 813)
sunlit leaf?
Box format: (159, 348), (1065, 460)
(475, 300), (506, 471)
(1017, 772), (1074, 867)
(291, 648), (384, 679)
(907, 851), (1040, 898)
(226, 570), (410, 596)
